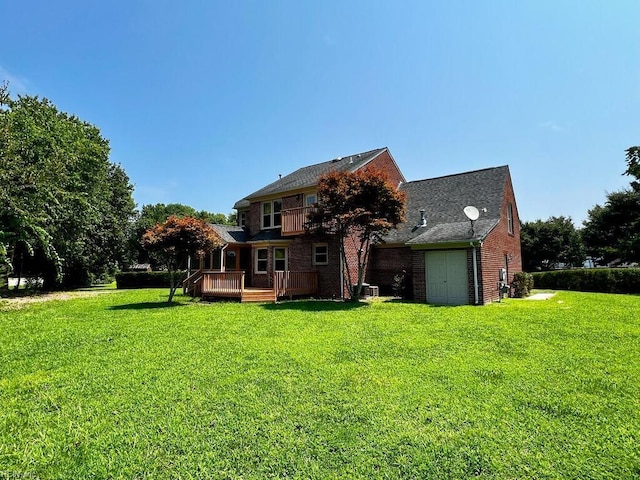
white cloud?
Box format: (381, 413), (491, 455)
(538, 120), (564, 132)
(0, 65), (29, 94)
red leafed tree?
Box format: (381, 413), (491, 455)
(308, 169), (406, 301)
(142, 215), (223, 302)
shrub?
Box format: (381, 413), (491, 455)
(532, 268), (640, 294)
(511, 271), (534, 298)
(115, 271), (187, 289)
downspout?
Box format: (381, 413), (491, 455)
(339, 241), (344, 300)
(471, 241), (479, 305)
(220, 244), (228, 272)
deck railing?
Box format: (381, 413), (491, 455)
(281, 206), (316, 236)
(274, 271), (318, 299)
(187, 270), (318, 301)
(201, 271), (245, 297)
(183, 269), (204, 296)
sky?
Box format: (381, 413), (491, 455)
(1, 0), (639, 225)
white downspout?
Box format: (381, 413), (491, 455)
(339, 242), (344, 300)
(220, 244), (228, 272)
(471, 242), (479, 305)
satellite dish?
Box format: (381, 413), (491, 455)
(464, 205), (480, 221)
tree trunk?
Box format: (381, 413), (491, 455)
(168, 267), (177, 303)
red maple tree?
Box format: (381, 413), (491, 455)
(142, 216), (223, 302)
(308, 169), (406, 301)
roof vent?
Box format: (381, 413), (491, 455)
(418, 209), (427, 227)
(349, 156), (353, 164)
(279, 174), (282, 179)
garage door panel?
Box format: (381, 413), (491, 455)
(426, 250), (469, 305)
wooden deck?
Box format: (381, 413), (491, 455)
(183, 270), (318, 302)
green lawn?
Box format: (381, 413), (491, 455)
(0, 290), (638, 479)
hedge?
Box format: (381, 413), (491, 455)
(532, 268), (640, 294)
(115, 271), (188, 289)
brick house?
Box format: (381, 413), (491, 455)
(187, 147), (521, 304)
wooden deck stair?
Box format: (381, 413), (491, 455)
(240, 288), (275, 303)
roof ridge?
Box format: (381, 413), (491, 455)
(402, 165), (508, 185)
(297, 147), (386, 170)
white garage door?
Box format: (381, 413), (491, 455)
(425, 250), (469, 305)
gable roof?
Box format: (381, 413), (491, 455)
(382, 166), (510, 246)
(210, 224), (249, 244)
(233, 147), (388, 209)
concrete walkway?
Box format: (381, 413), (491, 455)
(526, 293), (556, 300)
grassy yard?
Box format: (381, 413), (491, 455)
(0, 290), (638, 479)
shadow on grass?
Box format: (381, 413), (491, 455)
(108, 301), (186, 310)
(261, 300), (368, 312)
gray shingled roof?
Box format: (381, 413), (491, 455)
(233, 148), (387, 209)
(211, 224), (249, 244)
(247, 229), (287, 242)
(382, 166), (509, 245)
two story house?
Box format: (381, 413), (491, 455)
(186, 147), (522, 305)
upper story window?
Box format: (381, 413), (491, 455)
(262, 200), (282, 229)
(238, 211), (247, 228)
(305, 193), (317, 207)
(507, 203), (514, 235)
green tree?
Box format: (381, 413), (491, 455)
(0, 90), (135, 289)
(129, 204), (233, 267)
(521, 216), (585, 271)
(141, 216), (223, 302)
(582, 147), (640, 265)
(582, 190), (640, 265)
(307, 169), (406, 301)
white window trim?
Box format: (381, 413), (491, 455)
(313, 243), (329, 266)
(255, 247), (268, 274)
(305, 193), (317, 207)
(261, 199), (282, 230)
(238, 211), (247, 228)
(507, 203), (514, 235)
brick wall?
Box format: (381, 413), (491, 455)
(287, 234), (342, 298)
(248, 202), (261, 237)
(411, 250), (426, 301)
(363, 149), (405, 187)
(282, 194), (301, 210)
(368, 246), (414, 296)
(478, 173), (522, 303)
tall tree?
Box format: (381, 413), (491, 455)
(520, 216), (585, 271)
(582, 147), (640, 265)
(141, 216), (223, 302)
(308, 169), (406, 301)
(624, 146), (640, 184)
(0, 90), (135, 289)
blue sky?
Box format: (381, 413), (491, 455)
(1, 0), (639, 225)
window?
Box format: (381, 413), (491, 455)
(305, 193), (317, 207)
(507, 203), (514, 235)
(313, 243), (328, 265)
(239, 211), (247, 228)
(225, 250), (237, 270)
(274, 247), (287, 271)
(255, 248), (268, 273)
(262, 200), (282, 229)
